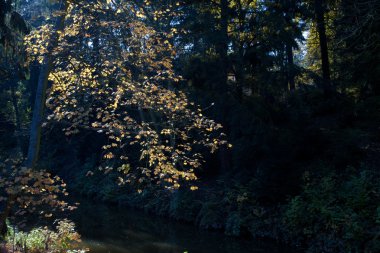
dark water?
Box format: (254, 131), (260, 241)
(71, 199), (294, 253)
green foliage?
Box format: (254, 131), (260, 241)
(0, 0), (29, 81)
(5, 219), (84, 253)
(197, 200), (225, 229)
(284, 168), (380, 253)
(225, 212), (241, 236)
(1, 0), (380, 252)
(169, 190), (202, 222)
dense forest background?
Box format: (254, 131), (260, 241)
(1, 0), (380, 252)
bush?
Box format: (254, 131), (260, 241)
(284, 168), (380, 253)
(4, 219), (85, 253)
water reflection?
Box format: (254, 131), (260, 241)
(71, 199), (294, 253)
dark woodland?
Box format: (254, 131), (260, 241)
(1, 0), (380, 252)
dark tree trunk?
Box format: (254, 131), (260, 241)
(28, 64), (40, 108)
(216, 0), (229, 91)
(285, 0), (295, 91)
(0, 161), (16, 237)
(314, 0), (332, 93)
(286, 42), (295, 91)
(10, 82), (26, 156)
(10, 84), (20, 131)
(25, 61), (53, 168)
(0, 195), (15, 236)
(26, 0), (68, 168)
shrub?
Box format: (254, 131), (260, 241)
(5, 219), (85, 253)
(284, 169), (380, 253)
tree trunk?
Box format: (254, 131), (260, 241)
(10, 82), (25, 156)
(25, 0), (68, 168)
(286, 43), (295, 91)
(10, 84), (21, 132)
(314, 0), (332, 93)
(285, 0), (295, 91)
(216, 0), (229, 91)
(0, 195), (15, 236)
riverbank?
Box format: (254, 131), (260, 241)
(66, 163), (379, 253)
(70, 197), (295, 253)
(41, 90), (380, 253)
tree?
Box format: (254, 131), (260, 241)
(284, 0), (296, 90)
(25, 0), (227, 189)
(25, 0), (69, 168)
(314, 0), (332, 92)
(1, 0), (72, 236)
(0, 0), (29, 151)
(0, 158), (74, 235)
(0, 0), (29, 80)
(334, 0), (380, 96)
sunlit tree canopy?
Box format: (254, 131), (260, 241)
(25, 0), (227, 189)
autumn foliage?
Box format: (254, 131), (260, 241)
(0, 158), (77, 237)
(24, 0), (227, 189)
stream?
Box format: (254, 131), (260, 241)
(70, 199), (295, 253)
